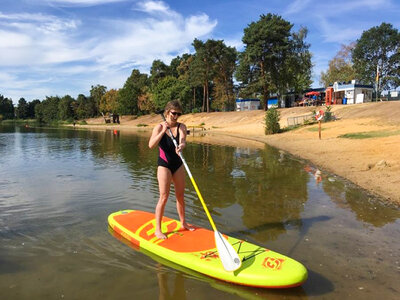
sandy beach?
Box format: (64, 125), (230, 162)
(80, 101), (400, 205)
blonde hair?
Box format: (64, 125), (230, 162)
(164, 100), (183, 114)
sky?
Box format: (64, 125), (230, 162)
(1, 0), (399, 103)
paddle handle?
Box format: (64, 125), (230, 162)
(160, 113), (217, 231)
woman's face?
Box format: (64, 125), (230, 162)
(167, 109), (182, 124)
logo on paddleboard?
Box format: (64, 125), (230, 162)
(200, 251), (219, 260)
(262, 257), (285, 270)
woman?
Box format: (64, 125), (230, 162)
(148, 100), (194, 239)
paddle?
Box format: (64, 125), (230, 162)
(159, 112), (242, 272)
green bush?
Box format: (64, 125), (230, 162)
(191, 108), (201, 113)
(264, 108), (280, 135)
(323, 105), (333, 122)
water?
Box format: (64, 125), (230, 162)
(0, 125), (399, 299)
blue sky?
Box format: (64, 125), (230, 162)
(1, 0), (399, 103)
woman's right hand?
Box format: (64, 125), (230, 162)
(160, 121), (169, 133)
(149, 122), (168, 149)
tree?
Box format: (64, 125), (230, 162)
(138, 86), (155, 113)
(75, 94), (96, 119)
(352, 22), (400, 93)
(283, 27), (313, 95)
(152, 76), (191, 111)
(35, 96), (60, 123)
(90, 84), (107, 115)
(178, 54), (202, 111)
(118, 69), (149, 115)
(100, 89), (119, 113)
(320, 43), (356, 87)
(58, 95), (75, 121)
(28, 100), (40, 119)
(209, 40), (237, 111)
(0, 95), (14, 120)
(191, 39), (216, 112)
(170, 56), (183, 78)
(236, 14), (312, 109)
(150, 60), (170, 86)
(16, 98), (28, 119)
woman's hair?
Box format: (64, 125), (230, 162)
(164, 100), (183, 114)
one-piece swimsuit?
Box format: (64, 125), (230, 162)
(158, 123), (183, 174)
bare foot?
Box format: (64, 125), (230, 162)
(155, 231), (168, 240)
(181, 222), (195, 232)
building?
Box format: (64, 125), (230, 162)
(267, 98), (279, 109)
(326, 80), (373, 105)
(236, 99), (260, 111)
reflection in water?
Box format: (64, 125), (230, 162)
(322, 173), (400, 227)
(0, 125), (399, 300)
(158, 269), (186, 300)
(231, 146), (309, 243)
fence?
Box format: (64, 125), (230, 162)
(287, 114), (315, 126)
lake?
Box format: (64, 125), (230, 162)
(0, 125), (399, 299)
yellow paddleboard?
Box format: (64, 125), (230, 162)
(108, 210), (307, 288)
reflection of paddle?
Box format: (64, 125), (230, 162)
(160, 112), (241, 272)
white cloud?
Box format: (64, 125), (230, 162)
(0, 12), (85, 66)
(92, 15), (216, 68)
(223, 38), (243, 51)
(286, 0), (391, 16)
(39, 0), (127, 6)
(0, 1), (218, 102)
(135, 0), (171, 14)
(0, 30), (32, 47)
(285, 0), (312, 15)
(316, 16), (362, 43)
(320, 0), (390, 15)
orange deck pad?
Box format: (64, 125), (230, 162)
(114, 210), (216, 252)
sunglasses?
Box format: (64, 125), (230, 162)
(170, 111), (182, 116)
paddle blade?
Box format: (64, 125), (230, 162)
(214, 231), (242, 272)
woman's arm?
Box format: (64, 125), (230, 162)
(176, 123), (187, 153)
(148, 123), (167, 149)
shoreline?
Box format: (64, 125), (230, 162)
(76, 102), (400, 205)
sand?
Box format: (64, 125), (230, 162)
(80, 101), (400, 205)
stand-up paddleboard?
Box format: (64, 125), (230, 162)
(108, 210), (307, 288)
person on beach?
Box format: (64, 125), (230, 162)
(148, 100), (195, 239)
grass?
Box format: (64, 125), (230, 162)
(307, 127), (327, 132)
(280, 125), (302, 133)
(137, 123), (148, 127)
(1, 119), (38, 124)
(338, 130), (400, 139)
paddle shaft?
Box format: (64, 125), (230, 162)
(160, 114), (217, 231)
(159, 113), (242, 272)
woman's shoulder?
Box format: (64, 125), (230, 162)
(152, 123), (163, 133)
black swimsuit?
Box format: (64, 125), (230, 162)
(158, 123), (183, 174)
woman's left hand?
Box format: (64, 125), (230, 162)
(176, 142), (185, 154)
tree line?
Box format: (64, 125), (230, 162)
(320, 22), (400, 94)
(1, 15), (399, 123)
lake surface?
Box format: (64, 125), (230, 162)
(0, 125), (399, 300)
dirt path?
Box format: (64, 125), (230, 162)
(82, 101), (400, 205)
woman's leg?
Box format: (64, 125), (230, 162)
(155, 166), (172, 239)
(172, 165), (195, 231)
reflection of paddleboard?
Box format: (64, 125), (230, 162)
(108, 210), (308, 288)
